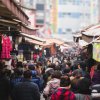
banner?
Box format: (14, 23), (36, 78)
(93, 43), (100, 62)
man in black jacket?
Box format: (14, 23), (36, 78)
(12, 70), (40, 100)
(0, 69), (11, 100)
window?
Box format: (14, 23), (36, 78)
(36, 4), (44, 11)
(59, 0), (68, 5)
(59, 12), (64, 18)
(23, 0), (34, 8)
(70, 12), (82, 18)
(36, 19), (44, 24)
(58, 28), (62, 34)
(59, 12), (82, 18)
(66, 28), (72, 32)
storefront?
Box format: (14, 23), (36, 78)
(0, 0), (30, 67)
(16, 33), (46, 61)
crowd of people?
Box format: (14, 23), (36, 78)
(0, 52), (100, 100)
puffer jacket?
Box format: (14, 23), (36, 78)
(43, 78), (60, 96)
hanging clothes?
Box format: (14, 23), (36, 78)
(1, 35), (12, 59)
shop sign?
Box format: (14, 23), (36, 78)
(93, 43), (100, 62)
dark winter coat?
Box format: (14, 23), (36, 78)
(12, 79), (40, 100)
(92, 70), (100, 85)
(0, 76), (11, 100)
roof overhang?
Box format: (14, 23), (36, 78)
(0, 18), (20, 32)
(79, 40), (89, 47)
(25, 37), (44, 46)
(81, 24), (100, 37)
(0, 0), (29, 25)
(21, 33), (45, 42)
(73, 34), (82, 38)
(20, 25), (39, 35)
(25, 37), (53, 47)
(44, 38), (64, 46)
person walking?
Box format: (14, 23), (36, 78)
(43, 71), (61, 100)
(75, 78), (92, 100)
(12, 70), (40, 100)
(0, 69), (11, 100)
(51, 75), (76, 100)
(92, 64), (100, 85)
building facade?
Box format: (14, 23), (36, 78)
(15, 0), (46, 28)
(51, 0), (99, 41)
(58, 0), (99, 34)
(50, 0), (58, 34)
(35, 0), (45, 27)
(90, 0), (99, 24)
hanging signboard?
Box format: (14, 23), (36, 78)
(93, 43), (100, 62)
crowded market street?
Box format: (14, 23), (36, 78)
(0, 0), (100, 100)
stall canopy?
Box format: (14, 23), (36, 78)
(45, 38), (64, 46)
(81, 24), (100, 32)
(21, 33), (45, 42)
(84, 24), (100, 31)
(82, 24), (100, 37)
(25, 37), (44, 46)
(79, 35), (100, 48)
(21, 25), (39, 35)
(82, 27), (100, 37)
(25, 37), (53, 47)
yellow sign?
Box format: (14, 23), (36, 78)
(93, 43), (100, 62)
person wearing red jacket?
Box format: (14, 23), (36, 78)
(51, 75), (76, 100)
